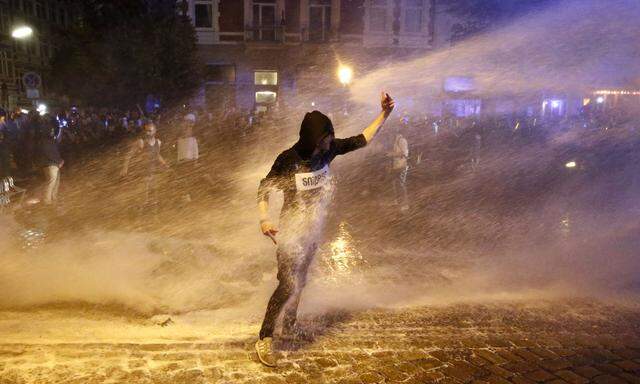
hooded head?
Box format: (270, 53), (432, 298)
(294, 110), (334, 159)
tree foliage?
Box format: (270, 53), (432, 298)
(49, 0), (200, 109)
(444, 0), (561, 43)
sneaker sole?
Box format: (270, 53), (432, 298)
(254, 340), (277, 367)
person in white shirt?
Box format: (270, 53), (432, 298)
(177, 113), (199, 163)
(175, 113), (213, 202)
(390, 125), (409, 211)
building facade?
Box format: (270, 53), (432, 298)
(0, 0), (77, 110)
(182, 0), (436, 113)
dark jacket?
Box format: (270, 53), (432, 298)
(257, 111), (366, 215)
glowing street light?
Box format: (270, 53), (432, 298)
(565, 161), (577, 169)
(11, 26), (33, 39)
(338, 65), (353, 86)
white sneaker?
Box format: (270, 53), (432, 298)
(255, 337), (277, 367)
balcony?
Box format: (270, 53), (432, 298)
(245, 25), (285, 44)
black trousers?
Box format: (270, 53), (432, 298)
(259, 243), (317, 339)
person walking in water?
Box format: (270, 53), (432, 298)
(120, 121), (169, 211)
(390, 123), (409, 211)
(255, 92), (395, 367)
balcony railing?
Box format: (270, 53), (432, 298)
(244, 25), (286, 43)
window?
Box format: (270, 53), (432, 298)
(404, 0), (423, 33)
(369, 0), (387, 32)
(206, 64), (236, 83)
(309, 0), (331, 41)
(194, 2), (213, 28)
(253, 1), (276, 41)
(0, 4), (6, 32)
(0, 51), (10, 78)
(35, 1), (44, 18)
(254, 71), (277, 85)
(255, 91), (277, 104)
(23, 0), (33, 15)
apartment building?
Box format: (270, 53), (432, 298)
(0, 0), (77, 109)
(182, 0), (436, 112)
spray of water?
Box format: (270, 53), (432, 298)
(1, 0), (640, 328)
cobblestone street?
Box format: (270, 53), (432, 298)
(1, 300), (639, 383)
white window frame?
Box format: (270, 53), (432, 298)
(192, 0), (219, 31)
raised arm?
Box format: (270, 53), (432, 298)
(362, 92), (395, 143)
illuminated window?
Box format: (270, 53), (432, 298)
(255, 91), (277, 104)
(194, 2), (213, 28)
(254, 70), (277, 85)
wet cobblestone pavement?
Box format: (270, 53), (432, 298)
(1, 300), (639, 383)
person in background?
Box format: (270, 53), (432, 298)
(177, 113), (199, 164)
(39, 116), (64, 206)
(390, 121), (409, 211)
(0, 128), (11, 179)
(120, 121), (169, 211)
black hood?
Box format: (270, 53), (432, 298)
(293, 110), (334, 159)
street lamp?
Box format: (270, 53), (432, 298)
(11, 26), (33, 39)
(338, 65), (353, 86)
(337, 65), (353, 116)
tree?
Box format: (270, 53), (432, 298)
(444, 0), (561, 43)
(49, 0), (201, 109)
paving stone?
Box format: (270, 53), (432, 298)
(573, 366), (604, 379)
(525, 369), (556, 382)
(496, 350), (525, 363)
(552, 370), (588, 384)
(504, 361), (539, 374)
(476, 350), (509, 365)
(413, 358), (444, 371)
(412, 370), (446, 383)
(613, 350), (640, 361)
(540, 359), (572, 372)
(442, 361), (482, 383)
(592, 375), (627, 384)
(511, 374), (538, 384)
(596, 363), (625, 375)
(358, 372), (385, 384)
(485, 364), (515, 378)
(547, 380), (569, 384)
(617, 373), (640, 384)
(379, 365), (409, 382)
(614, 360), (640, 372)
(530, 348), (560, 360)
(513, 349), (542, 363)
(486, 375), (512, 384)
(470, 355), (490, 367)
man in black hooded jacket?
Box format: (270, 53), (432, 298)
(255, 92), (394, 367)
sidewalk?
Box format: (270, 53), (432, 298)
(0, 299), (639, 383)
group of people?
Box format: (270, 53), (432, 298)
(0, 105), (173, 208)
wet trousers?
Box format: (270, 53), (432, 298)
(259, 242), (317, 339)
(42, 165), (60, 205)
